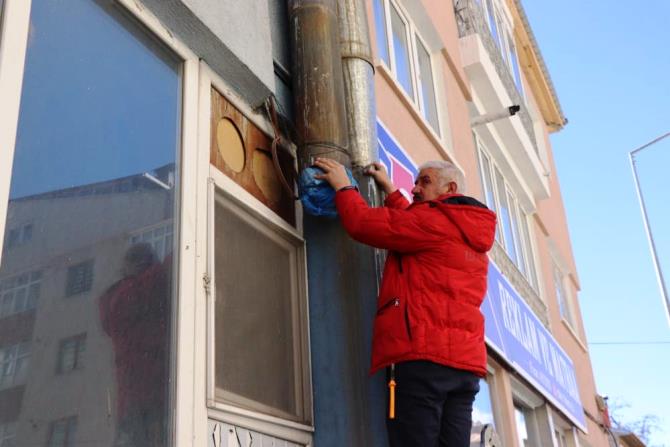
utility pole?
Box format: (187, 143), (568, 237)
(629, 131), (670, 326)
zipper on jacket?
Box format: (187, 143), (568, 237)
(404, 305), (412, 341)
(397, 254), (403, 273)
(377, 297), (400, 315)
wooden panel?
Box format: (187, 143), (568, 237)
(210, 88), (295, 226)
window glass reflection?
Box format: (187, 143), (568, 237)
(472, 378), (495, 431)
(0, 1), (181, 446)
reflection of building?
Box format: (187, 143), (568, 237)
(0, 166), (174, 447)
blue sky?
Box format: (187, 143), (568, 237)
(523, 0), (670, 444)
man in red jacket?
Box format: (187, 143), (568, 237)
(314, 157), (496, 447)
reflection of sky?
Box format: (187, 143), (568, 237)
(11, 0), (180, 199)
(473, 379), (495, 426)
(515, 408), (528, 445)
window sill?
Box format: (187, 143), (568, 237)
(561, 318), (588, 353)
(207, 401), (314, 445)
(376, 62), (451, 160)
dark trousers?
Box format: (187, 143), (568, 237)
(386, 360), (480, 447)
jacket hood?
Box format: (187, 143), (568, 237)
(434, 194), (497, 253)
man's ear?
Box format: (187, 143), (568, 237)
(447, 181), (458, 194)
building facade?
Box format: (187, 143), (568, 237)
(0, 0), (613, 446)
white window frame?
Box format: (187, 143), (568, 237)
(476, 140), (540, 292)
(375, 0), (442, 136)
(0, 341), (30, 390)
(200, 64), (314, 446)
(481, 0), (524, 96)
(0, 0), (204, 444)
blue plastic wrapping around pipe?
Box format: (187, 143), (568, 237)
(299, 167), (358, 218)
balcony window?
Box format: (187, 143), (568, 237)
(0, 270), (41, 317)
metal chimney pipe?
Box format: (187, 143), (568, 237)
(337, 0), (377, 168)
(288, 0), (350, 168)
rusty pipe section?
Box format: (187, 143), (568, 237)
(338, 0), (378, 168)
(289, 0), (350, 168)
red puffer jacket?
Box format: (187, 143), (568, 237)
(335, 189), (496, 376)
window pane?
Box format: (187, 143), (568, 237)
(509, 196), (526, 275)
(515, 407), (530, 447)
(485, 0), (500, 48)
(0, 0), (180, 445)
(373, 0), (390, 65)
(215, 194), (303, 420)
(508, 34), (523, 94)
(477, 149), (500, 242)
(416, 38), (439, 133)
(390, 4), (414, 98)
(520, 214), (539, 290)
(554, 266), (575, 326)
(472, 378), (495, 431)
(495, 169), (517, 263)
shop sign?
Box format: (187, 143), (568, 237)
(484, 261), (587, 431)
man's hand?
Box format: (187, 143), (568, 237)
(365, 162), (397, 195)
(313, 158), (352, 190)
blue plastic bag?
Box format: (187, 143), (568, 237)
(299, 167), (357, 218)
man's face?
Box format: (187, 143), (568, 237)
(411, 168), (453, 202)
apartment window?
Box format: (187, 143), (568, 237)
(4, 223), (32, 251)
(57, 334), (86, 374)
(509, 195), (527, 276)
(65, 260), (94, 297)
(213, 191), (309, 422)
(477, 144), (539, 288)
(373, 0), (390, 66)
(554, 265), (576, 328)
(0, 422), (16, 447)
(130, 221), (174, 262)
(374, 0), (441, 134)
(494, 168), (518, 264)
(415, 37), (439, 131)
(389, 3), (414, 98)
(47, 417), (77, 447)
(0, 270), (41, 318)
(0, 342), (30, 389)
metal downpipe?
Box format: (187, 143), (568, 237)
(288, 0), (350, 167)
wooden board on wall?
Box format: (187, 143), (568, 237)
(210, 88), (296, 226)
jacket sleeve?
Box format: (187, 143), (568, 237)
(384, 189), (411, 209)
(335, 189), (444, 253)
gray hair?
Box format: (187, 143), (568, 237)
(418, 160), (466, 193)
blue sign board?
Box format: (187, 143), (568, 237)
(483, 261), (587, 431)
